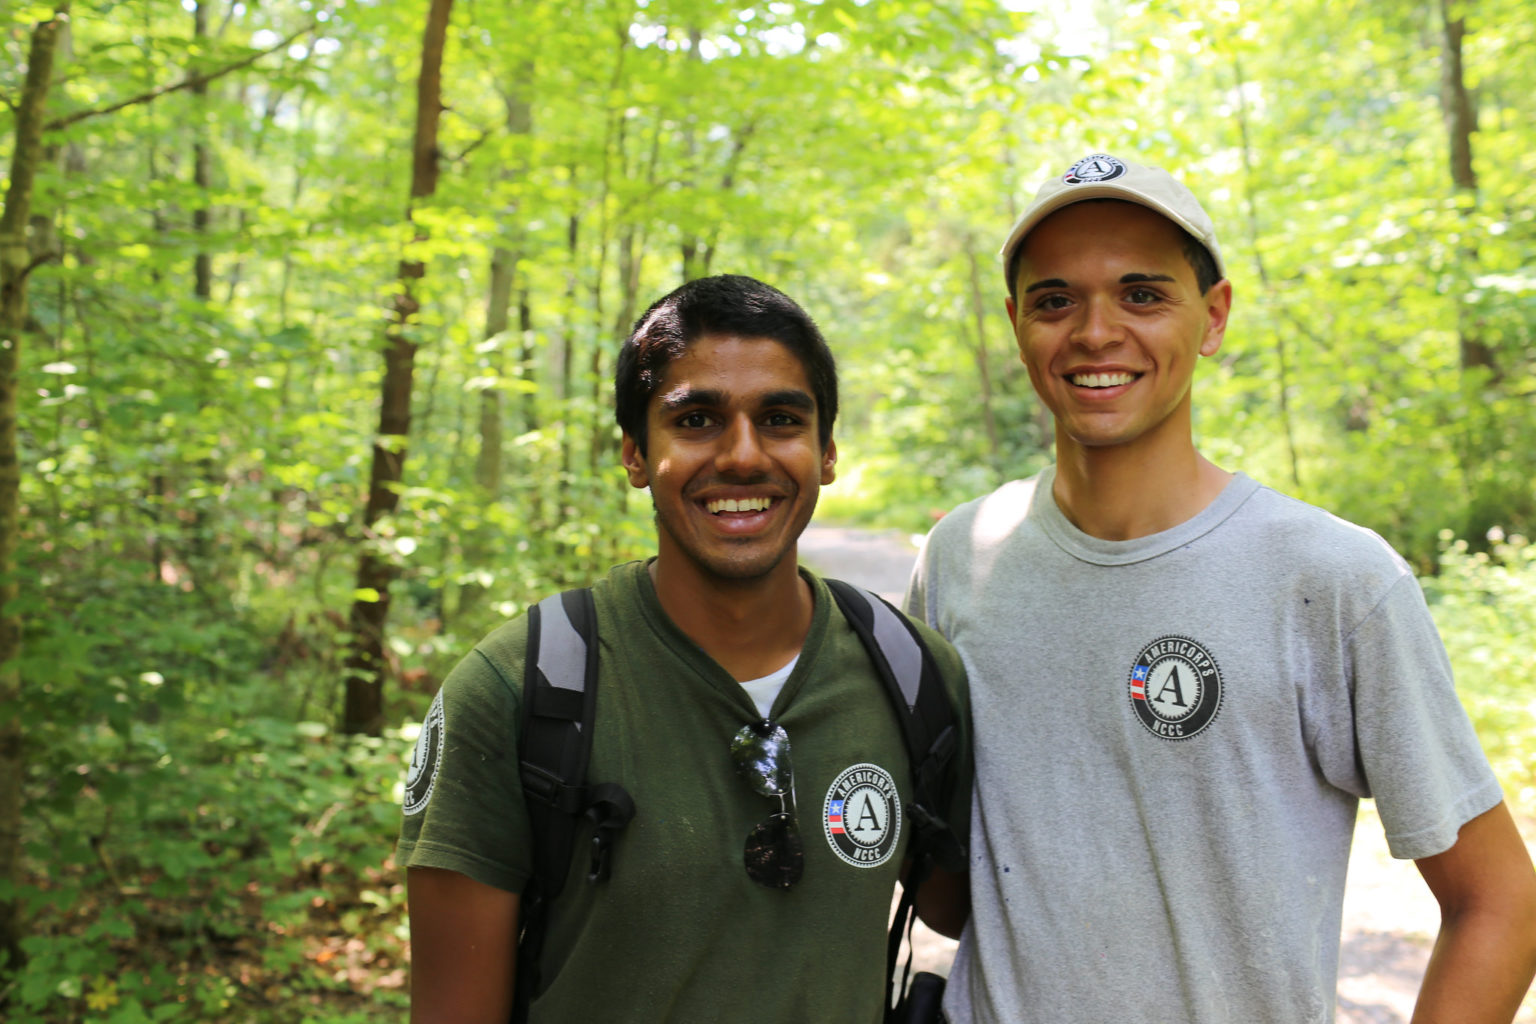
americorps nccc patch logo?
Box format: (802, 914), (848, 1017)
(1063, 153), (1127, 185)
(823, 763), (901, 868)
(1128, 635), (1224, 740)
(403, 689), (445, 815)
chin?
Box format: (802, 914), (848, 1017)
(699, 547), (792, 583)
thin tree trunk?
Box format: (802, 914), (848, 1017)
(964, 247), (1002, 475)
(475, 83), (531, 499)
(1231, 52), (1302, 489)
(585, 23), (632, 476)
(557, 199), (579, 526)
(517, 287), (535, 434)
(342, 0), (454, 737)
(192, 2), (213, 301)
(477, 247), (513, 498)
(0, 2), (69, 973)
(1437, 0), (1497, 380)
(188, 1), (217, 573)
(679, 25), (705, 282)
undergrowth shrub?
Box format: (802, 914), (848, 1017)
(9, 566), (410, 1023)
(1424, 530), (1536, 819)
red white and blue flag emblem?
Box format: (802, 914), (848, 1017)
(1130, 664), (1149, 700)
(826, 798), (845, 834)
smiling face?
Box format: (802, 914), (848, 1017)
(1006, 200), (1231, 462)
(621, 333), (837, 588)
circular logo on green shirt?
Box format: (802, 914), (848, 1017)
(823, 762), (901, 868)
(404, 689), (445, 815)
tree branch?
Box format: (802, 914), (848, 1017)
(43, 20), (319, 132)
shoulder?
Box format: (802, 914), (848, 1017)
(930, 475), (1042, 542)
(910, 614), (969, 705)
(469, 564), (646, 684)
(905, 612), (964, 674)
(812, 570), (969, 702)
(1226, 481), (1426, 637)
(455, 613), (533, 696)
(440, 572), (618, 711)
(588, 560), (651, 631)
(921, 473), (1047, 573)
(1239, 482), (1413, 582)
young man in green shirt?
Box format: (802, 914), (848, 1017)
(399, 274), (970, 1023)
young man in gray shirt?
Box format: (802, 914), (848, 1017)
(906, 152), (1536, 1023)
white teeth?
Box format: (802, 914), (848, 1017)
(707, 497), (773, 514)
(1071, 372), (1135, 388)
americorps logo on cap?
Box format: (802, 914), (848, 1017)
(1063, 153), (1127, 185)
(1127, 635), (1223, 740)
(403, 689), (445, 815)
(823, 762), (901, 868)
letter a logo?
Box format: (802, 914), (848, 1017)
(1127, 636), (1223, 741)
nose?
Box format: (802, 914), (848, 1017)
(716, 415), (772, 477)
(1071, 295), (1122, 351)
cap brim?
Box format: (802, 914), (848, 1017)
(999, 184), (1225, 281)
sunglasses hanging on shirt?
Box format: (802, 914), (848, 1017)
(729, 719), (804, 889)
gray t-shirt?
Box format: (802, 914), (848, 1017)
(907, 468), (1501, 1024)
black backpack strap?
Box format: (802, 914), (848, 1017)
(514, 588), (635, 1023)
(823, 578), (962, 1022)
(824, 579), (959, 836)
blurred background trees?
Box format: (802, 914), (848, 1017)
(3, 0), (1533, 1019)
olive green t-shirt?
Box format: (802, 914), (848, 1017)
(398, 560), (970, 1023)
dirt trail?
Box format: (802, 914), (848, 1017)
(798, 523), (1535, 1023)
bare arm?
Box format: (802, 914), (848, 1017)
(408, 866), (520, 1024)
(913, 863), (970, 940)
(1410, 801), (1536, 1023)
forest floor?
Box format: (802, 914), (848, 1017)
(797, 523), (1536, 1024)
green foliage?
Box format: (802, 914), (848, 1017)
(14, 651), (412, 1022)
(1424, 530), (1536, 818)
(6, 0), (1536, 1014)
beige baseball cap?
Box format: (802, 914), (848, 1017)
(999, 153), (1226, 288)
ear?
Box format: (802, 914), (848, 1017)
(1005, 295), (1024, 360)
(621, 434), (650, 488)
(820, 437), (838, 486)
(1200, 279), (1233, 358)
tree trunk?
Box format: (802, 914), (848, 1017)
(1437, 0), (1497, 379)
(188, 1), (217, 573)
(964, 246), (1002, 475)
(342, 0), (454, 737)
(192, 2), (213, 301)
(679, 25), (705, 282)
(0, 2), (69, 973)
(477, 83), (532, 499)
(1231, 52), (1302, 489)
(477, 247), (512, 498)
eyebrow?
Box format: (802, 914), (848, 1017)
(1023, 272), (1178, 295)
(658, 387), (816, 412)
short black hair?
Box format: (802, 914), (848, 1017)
(614, 275), (838, 456)
(1005, 200), (1223, 301)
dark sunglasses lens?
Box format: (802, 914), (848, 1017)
(731, 722), (792, 795)
(744, 811), (804, 889)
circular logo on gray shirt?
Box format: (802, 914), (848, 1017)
(1128, 635), (1223, 740)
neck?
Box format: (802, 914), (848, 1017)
(1052, 433), (1231, 541)
(648, 554), (815, 682)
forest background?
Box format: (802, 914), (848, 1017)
(2, 0), (1534, 1020)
